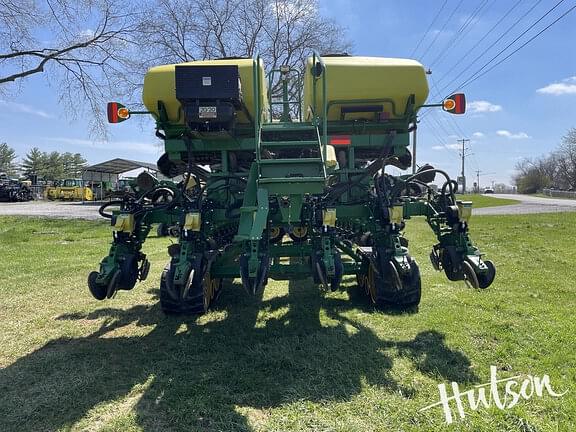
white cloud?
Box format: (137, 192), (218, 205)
(468, 100), (502, 113)
(432, 143), (460, 151)
(0, 100), (54, 118)
(45, 137), (160, 154)
(536, 76), (576, 95)
(496, 130), (531, 139)
(472, 132), (484, 138)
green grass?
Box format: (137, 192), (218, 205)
(532, 193), (576, 201)
(0, 215), (574, 431)
(456, 194), (519, 208)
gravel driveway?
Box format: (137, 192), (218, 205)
(1, 194), (575, 219)
(0, 201), (103, 220)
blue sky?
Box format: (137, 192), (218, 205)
(2, 0), (576, 187)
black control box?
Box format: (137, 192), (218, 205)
(175, 65), (242, 106)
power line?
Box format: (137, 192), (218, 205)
(436, 0), (546, 96)
(433, 0), (524, 91)
(447, 0), (569, 95)
(410, 0), (448, 58)
(428, 0), (493, 69)
(420, 117), (461, 163)
(419, 0), (465, 62)
(455, 2), (576, 92)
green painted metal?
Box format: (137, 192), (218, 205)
(89, 52), (495, 312)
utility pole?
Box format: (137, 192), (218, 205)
(411, 116), (419, 174)
(475, 170), (496, 193)
(476, 169), (481, 193)
(458, 138), (471, 193)
(412, 123), (417, 174)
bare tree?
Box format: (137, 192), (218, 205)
(555, 128), (576, 190)
(127, 0), (351, 115)
(0, 0), (140, 134)
(514, 128), (576, 192)
(1, 0), (349, 132)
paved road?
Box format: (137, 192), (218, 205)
(1, 194), (575, 219)
(0, 201), (102, 219)
(474, 194), (576, 215)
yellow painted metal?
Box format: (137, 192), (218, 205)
(113, 214), (135, 233)
(185, 176), (197, 190)
(184, 212), (202, 232)
(45, 185), (93, 201)
(389, 205), (404, 224)
(457, 201), (472, 223)
(142, 58), (269, 124)
(325, 145), (337, 169)
(323, 208), (337, 227)
(302, 56), (429, 121)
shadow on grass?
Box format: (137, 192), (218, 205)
(0, 279), (478, 432)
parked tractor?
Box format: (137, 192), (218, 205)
(88, 54), (495, 314)
(45, 178), (94, 201)
(0, 174), (34, 202)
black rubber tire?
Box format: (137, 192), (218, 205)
(139, 259), (150, 281)
(370, 255), (422, 309)
(88, 271), (107, 300)
(442, 252), (464, 281)
(117, 254), (139, 290)
(156, 223), (168, 237)
(478, 260), (496, 289)
(159, 259), (207, 314)
(330, 253), (344, 292)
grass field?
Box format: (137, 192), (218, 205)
(0, 214), (574, 431)
(533, 193), (576, 201)
(456, 194), (520, 208)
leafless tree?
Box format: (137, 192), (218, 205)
(555, 128), (576, 190)
(1, 0), (349, 133)
(0, 0), (140, 134)
(514, 128), (576, 192)
(127, 0), (351, 116)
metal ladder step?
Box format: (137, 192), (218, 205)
(260, 140), (319, 148)
(259, 158), (322, 165)
(260, 123), (316, 131)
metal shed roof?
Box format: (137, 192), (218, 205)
(83, 158), (158, 174)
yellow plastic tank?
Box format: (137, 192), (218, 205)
(302, 56), (429, 121)
(142, 58), (269, 124)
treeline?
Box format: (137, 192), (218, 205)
(515, 128), (576, 194)
(0, 143), (87, 180)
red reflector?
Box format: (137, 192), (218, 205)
(107, 102), (119, 123)
(330, 135), (351, 145)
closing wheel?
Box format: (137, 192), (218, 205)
(159, 257), (207, 314)
(139, 258), (150, 281)
(106, 269), (121, 299)
(388, 260), (403, 291)
(239, 254), (269, 295)
(366, 254), (421, 308)
(88, 271), (107, 300)
(441, 251), (464, 281)
(312, 252), (343, 291)
(269, 227), (285, 244)
(356, 272), (368, 294)
(462, 260), (479, 289)
(202, 272), (222, 311)
(289, 226), (308, 242)
(477, 260), (496, 289)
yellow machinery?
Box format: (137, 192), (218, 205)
(45, 179), (94, 201)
